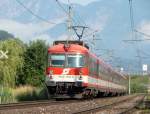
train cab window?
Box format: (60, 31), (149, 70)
(50, 55), (65, 67)
(67, 54), (85, 68)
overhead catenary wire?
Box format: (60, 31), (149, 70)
(127, 0), (143, 73)
(15, 0), (59, 25)
(71, 6), (87, 26)
(134, 29), (150, 39)
(83, 30), (99, 38)
(129, 0), (135, 40)
(55, 0), (100, 38)
(65, 4), (83, 26)
(55, 0), (79, 25)
(74, 12), (86, 26)
(71, 6), (100, 33)
(138, 50), (150, 58)
(55, 0), (94, 28)
(55, 0), (69, 15)
(56, 0), (101, 48)
(17, 0), (100, 50)
(124, 29), (150, 42)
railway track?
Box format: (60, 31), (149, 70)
(73, 94), (145, 114)
(0, 99), (77, 110)
(119, 95), (145, 114)
(0, 95), (144, 114)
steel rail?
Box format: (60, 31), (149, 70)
(119, 95), (145, 114)
(72, 95), (143, 114)
(0, 99), (77, 110)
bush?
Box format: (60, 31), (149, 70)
(130, 75), (149, 93)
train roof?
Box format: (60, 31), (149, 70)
(48, 40), (89, 53)
(53, 40), (89, 49)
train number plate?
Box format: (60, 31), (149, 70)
(59, 75), (74, 79)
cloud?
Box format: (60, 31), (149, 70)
(83, 13), (109, 42)
(91, 14), (109, 31)
(138, 20), (150, 40)
(56, 34), (68, 40)
(0, 18), (65, 42)
(32, 34), (54, 44)
(60, 0), (100, 6)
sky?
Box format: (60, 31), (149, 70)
(0, 0), (150, 72)
(60, 0), (99, 6)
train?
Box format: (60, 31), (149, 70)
(45, 40), (128, 99)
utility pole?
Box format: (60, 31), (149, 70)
(128, 65), (131, 95)
(91, 34), (101, 53)
(67, 0), (72, 40)
(129, 74), (131, 94)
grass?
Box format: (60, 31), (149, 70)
(14, 85), (48, 101)
(146, 95), (150, 101)
(0, 85), (49, 104)
(130, 75), (149, 93)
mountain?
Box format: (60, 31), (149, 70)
(0, 0), (63, 22)
(0, 30), (14, 40)
(0, 0), (149, 72)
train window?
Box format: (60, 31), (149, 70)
(50, 55), (65, 67)
(97, 63), (99, 76)
(67, 54), (85, 68)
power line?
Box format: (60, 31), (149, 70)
(15, 0), (58, 24)
(55, 0), (69, 15)
(73, 9), (100, 35)
(71, 9), (83, 25)
(55, 0), (101, 48)
(71, 7), (87, 26)
(56, 0), (87, 26)
(55, 0), (78, 25)
(140, 50), (150, 57)
(129, 0), (135, 40)
(83, 30), (99, 37)
(68, 0), (82, 25)
(56, 0), (101, 51)
(134, 30), (150, 39)
(128, 0), (143, 72)
(123, 30), (150, 42)
(75, 13), (86, 26)
(70, 5), (100, 36)
(55, 0), (99, 36)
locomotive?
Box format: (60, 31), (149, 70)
(45, 40), (128, 99)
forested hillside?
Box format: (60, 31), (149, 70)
(0, 30), (14, 40)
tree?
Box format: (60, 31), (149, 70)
(21, 40), (48, 86)
(0, 39), (25, 87)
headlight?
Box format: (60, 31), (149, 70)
(79, 70), (82, 75)
(79, 76), (82, 80)
(50, 70), (53, 75)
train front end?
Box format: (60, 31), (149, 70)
(45, 41), (89, 99)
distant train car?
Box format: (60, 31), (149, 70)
(45, 40), (128, 99)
